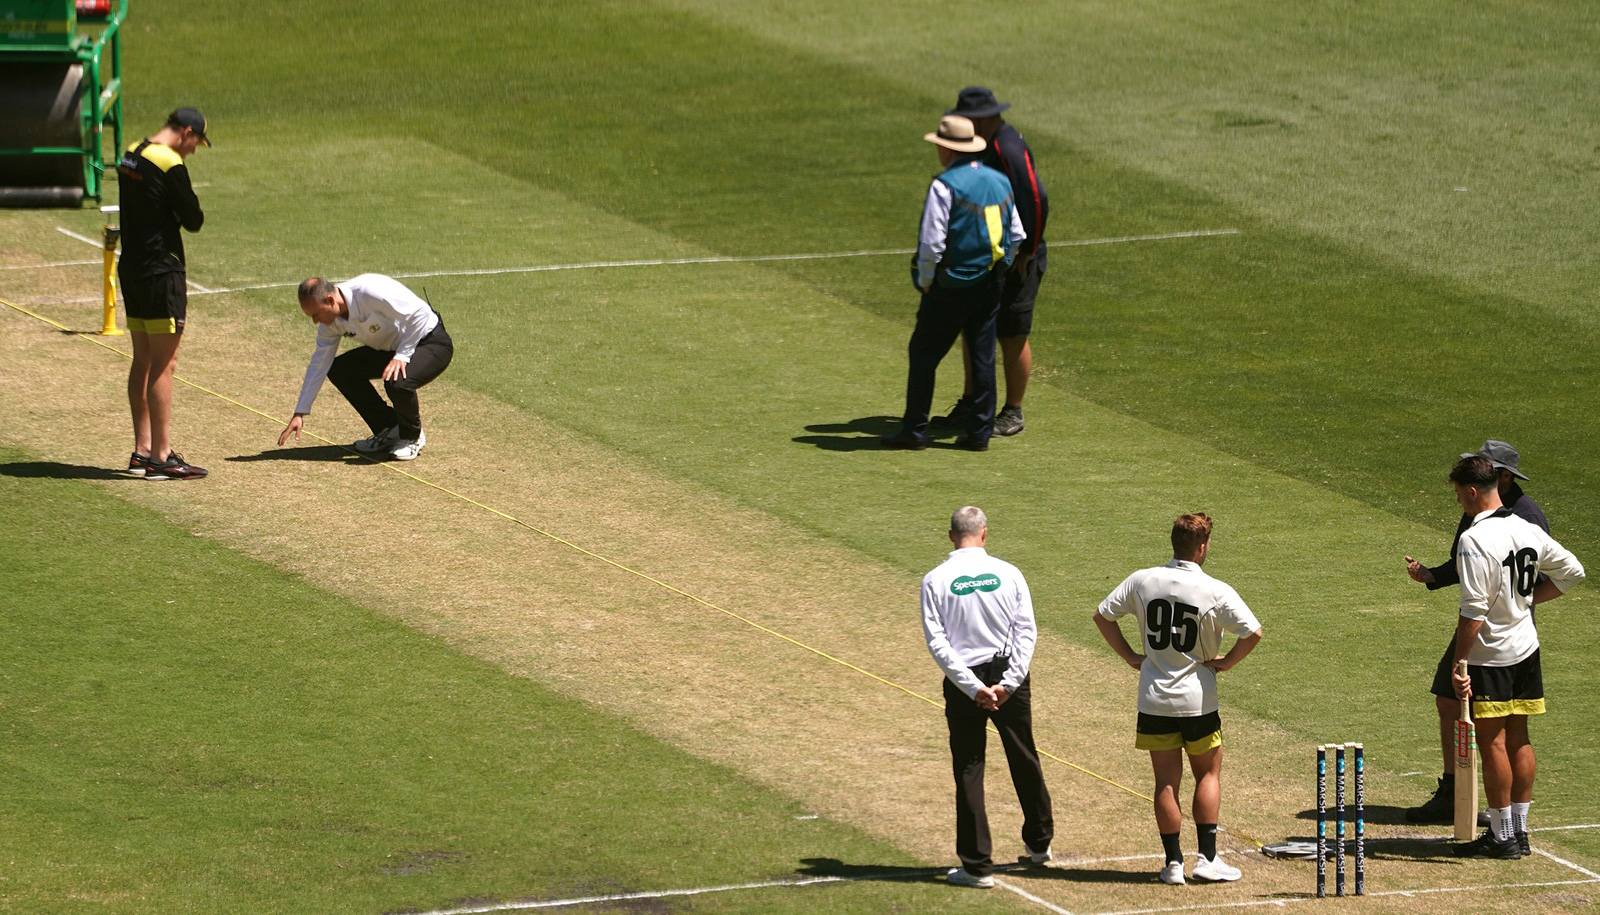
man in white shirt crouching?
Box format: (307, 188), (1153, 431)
(278, 274), (454, 461)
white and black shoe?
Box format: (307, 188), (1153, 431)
(946, 867), (994, 888)
(390, 429), (426, 461)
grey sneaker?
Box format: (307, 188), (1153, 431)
(946, 866), (994, 888)
(994, 405), (1025, 436)
(354, 426), (400, 453)
(1023, 844), (1053, 866)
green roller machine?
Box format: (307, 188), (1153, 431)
(0, 0), (125, 206)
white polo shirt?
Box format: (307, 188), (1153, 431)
(922, 547), (1036, 698)
(1098, 559), (1260, 717)
(293, 274), (441, 415)
(1456, 508), (1585, 666)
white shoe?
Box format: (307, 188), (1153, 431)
(390, 431), (425, 461)
(1024, 844), (1053, 866)
(354, 426), (399, 453)
(1159, 860), (1186, 885)
(1191, 853), (1241, 882)
(946, 867), (995, 888)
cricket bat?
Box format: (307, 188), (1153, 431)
(1454, 660), (1479, 841)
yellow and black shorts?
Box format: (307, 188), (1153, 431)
(1136, 710), (1222, 754)
(121, 271), (187, 334)
(1437, 649), (1546, 719)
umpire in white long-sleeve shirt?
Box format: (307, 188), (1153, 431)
(278, 274), (454, 461)
(923, 506), (1054, 888)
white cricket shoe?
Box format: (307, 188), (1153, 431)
(1191, 853), (1242, 882)
(946, 867), (994, 888)
(1158, 860), (1186, 885)
(390, 429), (426, 461)
(1024, 843), (1054, 866)
(354, 426), (399, 453)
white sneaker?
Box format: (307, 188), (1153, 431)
(1024, 844), (1054, 866)
(946, 867), (994, 888)
(390, 430), (426, 461)
(1159, 860), (1186, 885)
(1191, 853), (1242, 882)
(354, 426), (399, 453)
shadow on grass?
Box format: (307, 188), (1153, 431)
(794, 416), (961, 451)
(795, 857), (944, 882)
(1023, 865), (1162, 884)
(1274, 834), (1462, 863)
(226, 445), (367, 464)
(0, 461), (135, 480)
(1293, 802), (1411, 826)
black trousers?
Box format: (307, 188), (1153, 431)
(944, 673), (1054, 876)
(903, 273), (1001, 441)
(327, 322), (454, 440)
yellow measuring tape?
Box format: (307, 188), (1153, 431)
(1, 292), (1264, 849)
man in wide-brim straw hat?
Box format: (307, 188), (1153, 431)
(882, 115), (1025, 452)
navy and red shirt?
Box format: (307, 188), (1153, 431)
(982, 123), (1048, 257)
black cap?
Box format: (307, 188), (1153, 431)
(167, 108), (211, 147)
(1461, 440), (1529, 481)
(945, 86), (1011, 119)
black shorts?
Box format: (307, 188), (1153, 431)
(120, 271), (187, 334)
(996, 243), (1045, 339)
(1432, 644), (1545, 718)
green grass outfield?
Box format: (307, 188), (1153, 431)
(3, 0), (1598, 911)
(0, 450), (1001, 915)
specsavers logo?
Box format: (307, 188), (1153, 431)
(951, 574), (1001, 595)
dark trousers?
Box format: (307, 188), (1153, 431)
(903, 273), (1000, 441)
(327, 322), (454, 440)
(944, 674), (1054, 876)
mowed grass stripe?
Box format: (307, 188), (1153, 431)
(0, 448), (1023, 915)
(116, 0), (1600, 566)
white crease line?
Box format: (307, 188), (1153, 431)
(1535, 847), (1600, 880)
(1533, 823), (1600, 832)
(409, 871), (945, 915)
(1092, 877), (1600, 915)
(29, 229), (1241, 303)
(1, 260), (99, 271)
(55, 226), (104, 248)
(186, 278), (217, 293)
(1094, 881), (1600, 915)
(1000, 877), (1078, 914)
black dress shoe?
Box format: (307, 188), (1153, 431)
(953, 433), (988, 452)
(881, 429), (928, 450)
